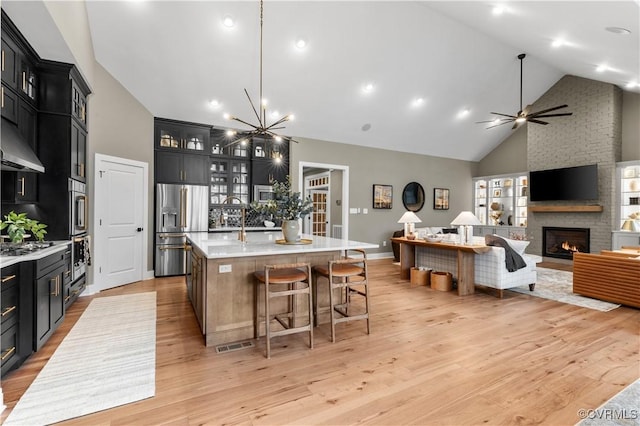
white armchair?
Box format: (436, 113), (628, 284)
(472, 236), (541, 297)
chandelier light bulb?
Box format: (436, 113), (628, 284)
(261, 98), (268, 106)
(226, 129), (237, 137)
(287, 114), (295, 121)
(270, 110), (280, 118)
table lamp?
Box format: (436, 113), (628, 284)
(398, 211), (422, 237)
(450, 211), (481, 245)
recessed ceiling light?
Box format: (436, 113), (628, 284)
(551, 39), (565, 48)
(492, 5), (506, 16)
(457, 108), (470, 119)
(412, 97), (425, 107)
(295, 38), (307, 49)
(605, 26), (631, 35)
(209, 99), (221, 108)
(222, 15), (235, 28)
(362, 82), (375, 93)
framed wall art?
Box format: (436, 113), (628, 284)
(433, 188), (449, 210)
(372, 184), (393, 209)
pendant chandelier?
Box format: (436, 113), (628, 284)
(224, 0), (298, 150)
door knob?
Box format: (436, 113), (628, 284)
(136, 227), (143, 232)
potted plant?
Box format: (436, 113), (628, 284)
(0, 211), (48, 243)
(251, 176), (314, 242)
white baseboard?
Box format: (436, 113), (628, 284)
(368, 251), (394, 260)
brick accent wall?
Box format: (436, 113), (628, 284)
(527, 75), (622, 257)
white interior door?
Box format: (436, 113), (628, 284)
(94, 154), (147, 291)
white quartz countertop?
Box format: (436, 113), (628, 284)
(0, 241), (71, 268)
(186, 231), (378, 259)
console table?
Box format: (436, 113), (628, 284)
(391, 237), (490, 296)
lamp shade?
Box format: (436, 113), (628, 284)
(398, 211), (422, 224)
(450, 211), (481, 226)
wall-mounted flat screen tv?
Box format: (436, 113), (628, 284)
(529, 164), (598, 201)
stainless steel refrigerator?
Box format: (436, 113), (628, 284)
(155, 183), (208, 276)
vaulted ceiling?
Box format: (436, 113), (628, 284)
(3, 1), (639, 162)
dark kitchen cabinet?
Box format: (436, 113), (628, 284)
(1, 83), (18, 122)
(155, 118), (210, 154)
(1, 12), (38, 106)
(34, 250), (68, 351)
(37, 60), (90, 184)
(1, 262), (34, 376)
(250, 138), (289, 188)
(156, 151), (208, 185)
(2, 100), (38, 203)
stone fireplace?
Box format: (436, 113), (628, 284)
(542, 227), (590, 260)
(526, 75), (622, 260)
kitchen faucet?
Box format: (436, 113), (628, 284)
(220, 196), (247, 243)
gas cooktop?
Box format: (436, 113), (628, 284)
(0, 241), (55, 257)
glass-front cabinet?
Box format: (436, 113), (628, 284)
(613, 161), (640, 249)
(473, 172), (528, 237)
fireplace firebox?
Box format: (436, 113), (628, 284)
(542, 227), (590, 260)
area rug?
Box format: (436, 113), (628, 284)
(4, 292), (157, 426)
(509, 267), (620, 312)
(578, 378), (640, 425)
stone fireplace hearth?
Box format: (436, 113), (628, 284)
(542, 227), (590, 260)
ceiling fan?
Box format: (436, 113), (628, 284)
(478, 53), (573, 130)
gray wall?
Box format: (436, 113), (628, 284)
(475, 125), (528, 177)
(291, 137), (475, 255)
(87, 62), (155, 274)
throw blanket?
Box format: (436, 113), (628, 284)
(485, 235), (526, 272)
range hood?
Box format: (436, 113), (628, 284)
(1, 118), (45, 173)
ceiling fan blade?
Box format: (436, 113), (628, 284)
(533, 112), (573, 118)
(485, 120), (514, 129)
(476, 118), (511, 124)
(511, 121), (521, 130)
(527, 104), (569, 117)
(528, 119), (548, 125)
(490, 112), (518, 119)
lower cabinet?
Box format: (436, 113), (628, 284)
(34, 249), (68, 351)
(1, 262), (33, 376)
(189, 246), (206, 334)
(612, 231), (640, 250)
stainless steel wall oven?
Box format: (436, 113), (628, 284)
(69, 179), (87, 237)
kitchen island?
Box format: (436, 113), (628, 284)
(185, 231), (377, 347)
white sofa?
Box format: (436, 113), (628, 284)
(472, 236), (541, 297)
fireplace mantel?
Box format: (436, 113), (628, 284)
(529, 205), (603, 213)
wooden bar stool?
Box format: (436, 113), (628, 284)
(254, 262), (313, 358)
(313, 249), (370, 342)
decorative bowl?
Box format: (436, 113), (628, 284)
(425, 234), (443, 243)
(264, 220), (275, 228)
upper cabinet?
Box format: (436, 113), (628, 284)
(37, 61), (91, 183)
(155, 119), (210, 154)
(473, 172), (528, 229)
(1, 12), (38, 107)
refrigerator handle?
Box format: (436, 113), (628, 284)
(181, 187), (188, 228)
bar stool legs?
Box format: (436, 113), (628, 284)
(314, 249), (371, 342)
(254, 263), (313, 358)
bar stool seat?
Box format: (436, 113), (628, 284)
(254, 263), (313, 359)
(313, 249), (370, 342)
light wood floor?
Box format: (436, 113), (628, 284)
(1, 259), (638, 425)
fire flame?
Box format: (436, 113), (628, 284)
(561, 241), (580, 253)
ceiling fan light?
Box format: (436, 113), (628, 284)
(515, 117), (527, 123)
